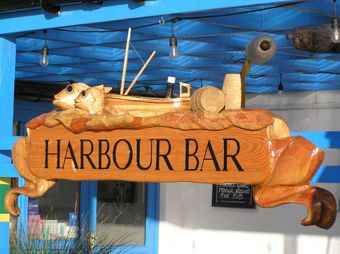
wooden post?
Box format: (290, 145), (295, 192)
(221, 60), (250, 109)
(120, 28), (131, 95)
(222, 74), (242, 110)
(124, 50), (156, 96)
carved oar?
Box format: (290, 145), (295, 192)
(120, 27), (131, 95)
(124, 50), (156, 96)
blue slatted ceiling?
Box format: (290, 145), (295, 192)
(10, 0), (340, 92)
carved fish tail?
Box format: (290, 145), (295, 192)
(314, 187), (337, 229)
(5, 137), (56, 216)
(254, 185), (336, 229)
(266, 136), (324, 186)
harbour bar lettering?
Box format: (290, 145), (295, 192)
(44, 138), (244, 172)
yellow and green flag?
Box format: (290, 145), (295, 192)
(0, 178), (11, 222)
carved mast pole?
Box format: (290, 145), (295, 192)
(120, 28), (131, 95)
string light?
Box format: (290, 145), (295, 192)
(40, 30), (49, 67)
(332, 0), (340, 43)
(54, 2), (301, 34)
(169, 20), (179, 59)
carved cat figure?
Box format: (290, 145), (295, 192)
(53, 83), (111, 113)
(53, 83), (89, 110)
(74, 85), (112, 114)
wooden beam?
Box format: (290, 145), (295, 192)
(0, 0), (297, 35)
(0, 37), (16, 138)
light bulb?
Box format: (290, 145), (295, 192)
(169, 45), (178, 59)
(332, 17), (340, 43)
(169, 36), (179, 59)
(40, 45), (49, 67)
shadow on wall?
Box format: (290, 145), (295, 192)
(157, 94), (340, 253)
(159, 182), (340, 236)
(159, 182), (340, 254)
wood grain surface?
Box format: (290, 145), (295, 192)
(28, 125), (271, 184)
(222, 74), (242, 110)
(5, 80), (337, 229)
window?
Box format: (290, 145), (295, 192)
(96, 181), (146, 246)
(27, 181), (80, 240)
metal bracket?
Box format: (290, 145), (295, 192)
(40, 0), (60, 15)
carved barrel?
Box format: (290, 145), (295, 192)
(190, 86), (225, 113)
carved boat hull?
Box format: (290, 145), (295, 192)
(104, 94), (191, 116)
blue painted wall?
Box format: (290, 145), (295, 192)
(0, 36), (16, 254)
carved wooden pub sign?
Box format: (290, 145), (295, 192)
(4, 32), (337, 229)
(5, 77), (336, 230)
(36, 126), (263, 182)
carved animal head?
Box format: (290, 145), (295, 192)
(53, 83), (90, 110)
(74, 85), (112, 114)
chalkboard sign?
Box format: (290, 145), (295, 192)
(212, 184), (256, 208)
